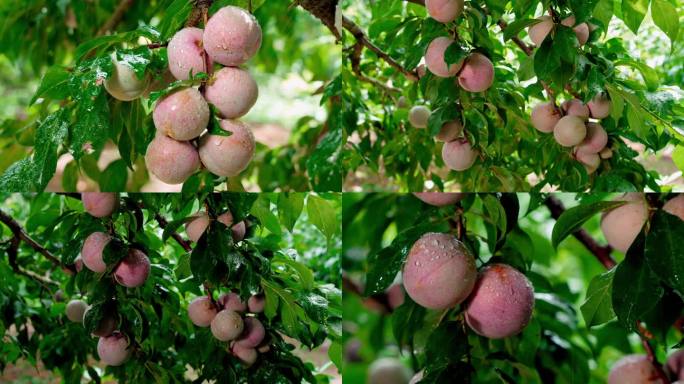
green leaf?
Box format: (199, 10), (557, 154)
(581, 268), (617, 327)
(30, 66), (70, 105)
(99, 159), (128, 192)
(251, 195), (281, 236)
(651, 0), (680, 47)
(306, 195), (338, 241)
(277, 193), (305, 232)
(620, 0), (649, 34)
(424, 321), (468, 370)
(503, 18), (539, 41)
(645, 210), (684, 299)
(391, 296), (426, 347)
(551, 200), (626, 248)
(673, 146), (684, 172)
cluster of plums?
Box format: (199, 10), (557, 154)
(528, 14), (590, 48)
(609, 351), (684, 384)
(406, 105), (478, 172)
(405, 193), (536, 339)
(601, 193), (684, 253)
(79, 192), (151, 288)
(531, 94), (613, 173)
(145, 5), (260, 185)
(185, 209), (246, 243)
(187, 292), (268, 367)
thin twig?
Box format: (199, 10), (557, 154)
(96, 0), (136, 36)
(638, 323), (671, 384)
(348, 42), (401, 94)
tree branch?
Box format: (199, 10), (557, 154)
(0, 210), (76, 274)
(543, 197), (616, 269)
(297, 0), (341, 40)
(638, 323), (671, 384)
(96, 0), (136, 36)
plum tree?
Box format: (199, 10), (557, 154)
(203, 6), (262, 66)
(402, 232), (477, 309)
(608, 354), (663, 384)
(81, 231), (111, 273)
(211, 309), (244, 341)
(561, 16), (590, 45)
(113, 249), (150, 288)
(231, 342), (258, 367)
(667, 349), (684, 381)
(664, 195), (684, 220)
(235, 317), (265, 348)
(425, 37), (463, 78)
(82, 192), (119, 218)
(442, 139), (477, 171)
(457, 53), (494, 93)
(588, 94), (612, 119)
(167, 27), (207, 80)
(435, 120), (463, 142)
(84, 306), (117, 337)
(152, 87), (209, 141)
(575, 123), (608, 154)
(144, 134), (201, 184)
(97, 332), (131, 366)
(413, 192), (464, 206)
(187, 296), (218, 327)
(408, 106), (431, 128)
(199, 119), (256, 177)
(104, 53), (149, 101)
(465, 264), (535, 339)
(367, 357), (413, 384)
(425, 0), (464, 23)
(553, 115), (587, 147)
(576, 151), (600, 174)
(531, 102), (561, 133)
(528, 16), (554, 46)
(600, 193), (648, 253)
(561, 99), (590, 120)
(219, 292), (248, 312)
(65, 299), (87, 323)
(247, 294), (265, 313)
(204, 67), (258, 119)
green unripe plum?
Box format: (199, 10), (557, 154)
(608, 354), (663, 384)
(561, 99), (590, 121)
(664, 195), (684, 221)
(81, 231), (111, 273)
(235, 317), (265, 348)
(575, 122), (608, 154)
(403, 233), (477, 309)
(219, 292), (247, 312)
(104, 53), (149, 101)
(66, 299), (88, 323)
(600, 193), (648, 253)
(425, 0), (464, 23)
(199, 120), (256, 177)
(553, 116), (586, 147)
(97, 332), (131, 366)
(442, 139), (477, 171)
(435, 120), (463, 142)
(231, 342), (258, 367)
(531, 102), (561, 133)
(408, 106), (431, 128)
(528, 16), (554, 46)
(425, 37), (463, 78)
(413, 192), (464, 207)
(167, 27), (208, 81)
(203, 6), (262, 66)
(205, 67), (258, 119)
(84, 306), (117, 337)
(82, 192), (119, 218)
(457, 53), (494, 93)
(465, 264), (535, 339)
(211, 309), (244, 341)
(588, 95), (612, 119)
(145, 134), (200, 184)
(188, 296), (218, 327)
(576, 151), (600, 175)
(561, 16), (589, 45)
(247, 294), (265, 313)
(114, 249), (150, 288)
(367, 358), (413, 384)
(397, 96), (409, 109)
(153, 88), (209, 140)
